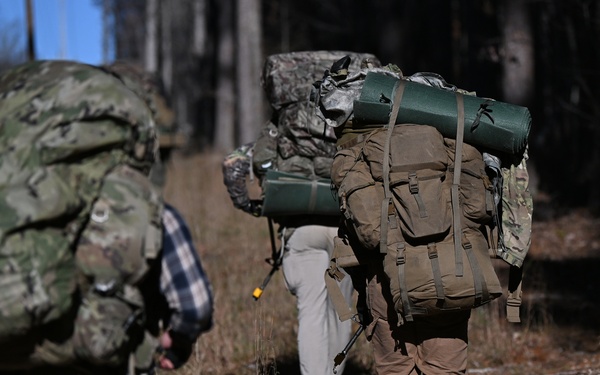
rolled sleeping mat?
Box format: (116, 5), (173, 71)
(260, 170), (340, 217)
(352, 72), (531, 156)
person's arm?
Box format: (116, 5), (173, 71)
(158, 203), (214, 369)
(222, 142), (262, 216)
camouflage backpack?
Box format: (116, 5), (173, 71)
(0, 60), (163, 369)
(318, 61), (533, 324)
(102, 61), (184, 188)
(253, 51), (380, 218)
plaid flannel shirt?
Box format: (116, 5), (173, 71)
(160, 203), (214, 340)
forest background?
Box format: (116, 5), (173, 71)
(110, 0), (600, 216)
(2, 0), (597, 215)
(2, 0), (600, 374)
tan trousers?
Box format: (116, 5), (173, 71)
(364, 268), (470, 375)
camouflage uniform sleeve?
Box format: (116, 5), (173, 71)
(222, 143), (255, 213)
(498, 147), (533, 267)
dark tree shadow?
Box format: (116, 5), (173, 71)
(522, 257), (600, 331)
(494, 251), (600, 353)
(256, 355), (373, 375)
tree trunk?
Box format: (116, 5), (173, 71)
(236, 0), (263, 145)
(193, 0), (208, 56)
(144, 0), (158, 73)
(500, 0), (534, 106)
(102, 0), (111, 64)
(161, 0), (173, 94)
(214, 0), (236, 152)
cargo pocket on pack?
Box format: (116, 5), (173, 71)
(339, 159), (385, 250)
(386, 230), (502, 318)
(390, 169), (452, 241)
(331, 147), (361, 188)
(363, 125), (452, 241)
(252, 121), (279, 174)
(73, 286), (144, 366)
(456, 160), (494, 224)
(332, 235), (360, 268)
(445, 139), (494, 225)
(76, 165), (163, 287)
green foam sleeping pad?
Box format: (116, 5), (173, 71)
(352, 72), (531, 156)
(261, 170), (340, 217)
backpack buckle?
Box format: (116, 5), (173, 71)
(340, 192), (347, 212)
(396, 243), (406, 265)
(408, 172), (419, 194)
(427, 243), (438, 260)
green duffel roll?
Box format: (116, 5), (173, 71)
(261, 170), (340, 217)
(353, 72), (531, 156)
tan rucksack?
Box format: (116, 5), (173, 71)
(326, 77), (521, 324)
(333, 137), (502, 321)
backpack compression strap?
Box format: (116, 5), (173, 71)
(379, 79), (406, 255)
(506, 265), (523, 323)
(452, 93), (489, 305)
(377, 80), (421, 323)
(452, 93), (466, 277)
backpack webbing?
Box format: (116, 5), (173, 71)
(379, 80), (406, 254)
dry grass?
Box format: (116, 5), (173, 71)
(162, 150), (298, 374)
(158, 150), (600, 375)
(159, 150), (376, 374)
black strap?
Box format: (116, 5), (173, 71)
(396, 242), (413, 322)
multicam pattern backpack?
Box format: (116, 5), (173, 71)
(253, 51), (380, 218)
(0, 60), (163, 369)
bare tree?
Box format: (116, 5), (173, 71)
(214, 0), (236, 152)
(26, 0), (35, 61)
(236, 0), (264, 145)
(500, 0), (534, 106)
(100, 0), (112, 63)
(160, 0), (173, 93)
(144, 0), (158, 73)
(192, 0), (208, 57)
(0, 20), (26, 72)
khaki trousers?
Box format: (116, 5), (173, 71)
(364, 268), (470, 375)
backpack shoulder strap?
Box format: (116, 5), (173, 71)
(452, 92), (465, 276)
(379, 79), (406, 255)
